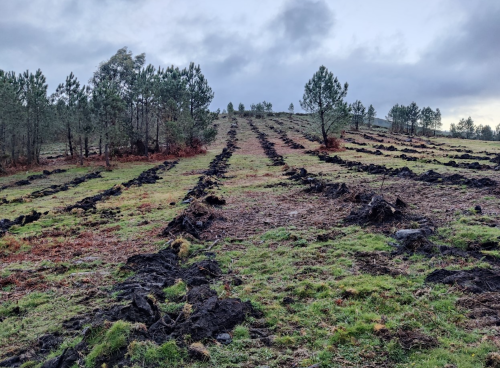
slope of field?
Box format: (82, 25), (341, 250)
(1, 117), (500, 368)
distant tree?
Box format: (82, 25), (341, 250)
(351, 100), (366, 131)
(238, 103), (245, 116)
(182, 62), (216, 147)
(250, 103), (256, 117)
(420, 107), (434, 136)
(496, 124), (500, 141)
(255, 102), (265, 118)
(387, 104), (406, 133)
(288, 103), (294, 116)
(407, 102), (420, 135)
(479, 125), (494, 141)
(432, 108), (442, 136)
(227, 102), (234, 118)
(222, 109), (227, 114)
(457, 117), (475, 139)
(91, 78), (124, 167)
(263, 101), (273, 115)
(450, 123), (460, 138)
(55, 72), (80, 157)
(18, 69), (50, 164)
(300, 65), (349, 146)
(366, 104), (376, 128)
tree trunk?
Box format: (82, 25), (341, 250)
(144, 101), (149, 157)
(105, 140), (110, 167)
(79, 136), (83, 166)
(320, 111), (328, 146)
(155, 115), (160, 152)
(99, 135), (102, 156)
(84, 135), (89, 157)
(67, 123), (73, 157)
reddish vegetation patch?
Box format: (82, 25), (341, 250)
(320, 137), (345, 152)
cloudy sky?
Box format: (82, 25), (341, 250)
(1, 0), (499, 129)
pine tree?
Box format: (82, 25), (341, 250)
(351, 100), (366, 131)
(300, 66), (350, 146)
(366, 104), (376, 129)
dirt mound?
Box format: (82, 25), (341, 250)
(426, 268), (500, 293)
(374, 144), (398, 151)
(453, 153), (489, 161)
(204, 194), (226, 205)
(0, 210), (42, 237)
(417, 170), (496, 188)
(349, 191), (376, 204)
(362, 133), (384, 142)
(285, 167), (350, 199)
(401, 148), (419, 154)
(355, 148), (383, 156)
(397, 154), (417, 162)
(345, 195), (402, 225)
(162, 201), (217, 239)
(279, 133), (305, 149)
(172, 295), (254, 342)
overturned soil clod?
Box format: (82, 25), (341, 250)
(161, 201), (218, 239)
(0, 210), (43, 237)
(426, 268), (500, 293)
(346, 195), (402, 225)
(33, 248), (257, 367)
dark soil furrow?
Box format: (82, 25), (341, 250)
(0, 169), (67, 193)
(65, 161), (178, 212)
(1, 171), (102, 206)
(306, 150), (497, 189)
(247, 120), (286, 166)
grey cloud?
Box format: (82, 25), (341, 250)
(427, 2), (500, 65)
(274, 0), (334, 50)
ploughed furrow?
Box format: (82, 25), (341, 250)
(65, 161), (178, 212)
(345, 146), (498, 171)
(284, 166), (435, 232)
(306, 150), (497, 189)
(247, 120), (286, 165)
(0, 210), (43, 237)
(4, 247), (260, 367)
(0, 169), (67, 193)
(0, 171), (102, 206)
(266, 124), (305, 149)
(183, 125), (239, 202)
(162, 126), (239, 239)
(0, 162), (179, 236)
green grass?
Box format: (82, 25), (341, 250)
(1, 117), (500, 367)
(85, 320), (132, 367)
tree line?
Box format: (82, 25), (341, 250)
(450, 117), (500, 141)
(0, 47), (217, 168)
(386, 103), (442, 136)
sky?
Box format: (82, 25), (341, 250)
(1, 0), (499, 129)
